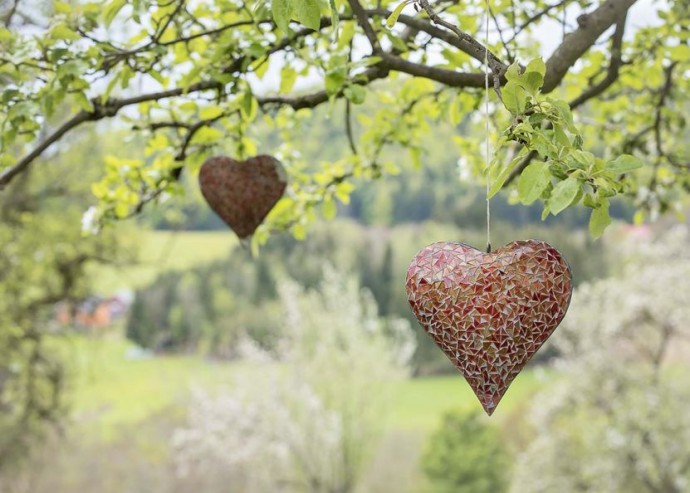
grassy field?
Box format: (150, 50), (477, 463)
(89, 230), (239, 293)
(63, 332), (551, 440)
(62, 333), (241, 439)
(388, 369), (552, 432)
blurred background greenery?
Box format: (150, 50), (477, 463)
(1, 100), (688, 493)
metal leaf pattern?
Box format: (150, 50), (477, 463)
(406, 240), (572, 415)
(199, 155), (287, 239)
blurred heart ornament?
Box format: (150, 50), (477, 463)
(405, 240), (572, 415)
(199, 155), (287, 239)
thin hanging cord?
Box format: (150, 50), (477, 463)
(484, 0), (491, 253)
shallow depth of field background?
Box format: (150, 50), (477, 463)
(1, 0), (689, 492)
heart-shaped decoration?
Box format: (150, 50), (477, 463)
(199, 155), (287, 239)
(406, 240), (572, 415)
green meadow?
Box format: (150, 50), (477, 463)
(63, 332), (550, 440)
(89, 230), (239, 294)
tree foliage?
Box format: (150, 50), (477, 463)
(0, 0), (687, 239)
(422, 409), (510, 493)
(0, 142), (127, 468)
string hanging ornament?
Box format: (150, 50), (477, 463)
(404, 0), (573, 415)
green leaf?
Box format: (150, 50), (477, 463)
(501, 80), (528, 115)
(200, 106), (224, 120)
(589, 199), (611, 239)
(335, 182), (354, 203)
(571, 149), (595, 168)
(541, 204), (550, 220)
(240, 91), (257, 120)
(525, 57), (546, 77)
(103, 0), (127, 27)
(329, 0), (339, 39)
(517, 161), (551, 205)
(51, 23), (81, 41)
(272, 0), (293, 33)
(504, 62), (521, 82)
(523, 72), (544, 93)
(280, 66), (298, 94)
(292, 222), (307, 240)
(337, 21), (355, 49)
(409, 147), (422, 169)
(322, 197), (337, 219)
(74, 92), (94, 112)
(549, 175), (580, 215)
(548, 98), (576, 132)
(605, 154), (644, 174)
(488, 158), (520, 198)
(53, 1), (72, 14)
(633, 209), (645, 225)
(553, 124), (570, 147)
(192, 126), (224, 144)
(8, 101), (33, 121)
(343, 85), (365, 104)
(293, 0), (321, 30)
(325, 68), (346, 95)
(387, 1), (409, 28)
(0, 27), (12, 42)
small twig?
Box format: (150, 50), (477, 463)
(488, 6), (514, 63)
(345, 99), (358, 155)
(417, 0), (505, 81)
(507, 0), (572, 43)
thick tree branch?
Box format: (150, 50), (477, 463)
(380, 53), (487, 87)
(0, 112), (91, 190)
(543, 0), (638, 92)
(259, 65), (389, 109)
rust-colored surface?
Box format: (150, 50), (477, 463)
(406, 240), (572, 415)
(199, 155), (287, 238)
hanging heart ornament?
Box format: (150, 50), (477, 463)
(199, 155), (287, 239)
(406, 240), (572, 415)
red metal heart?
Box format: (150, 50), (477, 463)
(199, 155), (287, 239)
(406, 240), (572, 415)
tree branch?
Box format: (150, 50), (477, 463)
(380, 52), (487, 87)
(1, 0), (19, 27)
(569, 10), (628, 109)
(348, 0), (381, 51)
(370, 9), (507, 73)
(543, 0), (638, 93)
(508, 0), (572, 43)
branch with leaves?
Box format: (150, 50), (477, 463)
(0, 0), (687, 237)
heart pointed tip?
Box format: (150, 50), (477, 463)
(482, 405), (496, 416)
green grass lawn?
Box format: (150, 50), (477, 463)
(62, 332), (553, 439)
(89, 230), (239, 294)
(61, 333), (242, 439)
(388, 368), (554, 432)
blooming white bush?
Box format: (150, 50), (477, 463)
(173, 267), (415, 493)
(511, 226), (690, 493)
